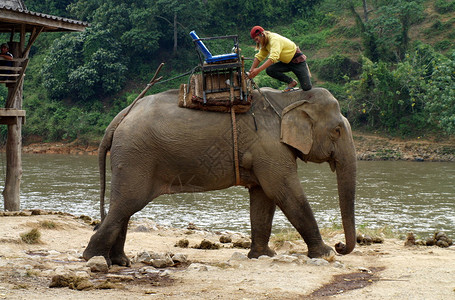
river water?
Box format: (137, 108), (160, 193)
(4, 154), (455, 237)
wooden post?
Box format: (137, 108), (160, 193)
(2, 29), (24, 211)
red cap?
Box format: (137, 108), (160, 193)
(250, 26), (264, 39)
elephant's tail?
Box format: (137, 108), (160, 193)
(98, 107), (128, 222)
(98, 127), (113, 222)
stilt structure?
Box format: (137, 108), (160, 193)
(0, 0), (88, 211)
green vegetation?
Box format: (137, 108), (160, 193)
(39, 220), (57, 229)
(1, 0), (454, 144)
(20, 228), (42, 244)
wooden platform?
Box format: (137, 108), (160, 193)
(0, 108), (26, 124)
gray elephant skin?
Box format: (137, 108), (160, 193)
(83, 87), (357, 266)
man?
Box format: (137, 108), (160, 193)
(0, 43), (13, 81)
(248, 26), (312, 92)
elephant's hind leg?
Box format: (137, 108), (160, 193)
(248, 186), (277, 258)
(83, 212), (123, 266)
(109, 216), (131, 266)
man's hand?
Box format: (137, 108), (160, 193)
(248, 68), (260, 79)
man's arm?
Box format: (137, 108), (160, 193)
(248, 58), (274, 79)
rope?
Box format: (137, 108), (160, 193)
(229, 71), (241, 185)
(249, 78), (281, 119)
(155, 67), (200, 86)
(231, 108), (240, 185)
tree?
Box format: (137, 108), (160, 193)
(153, 0), (209, 55)
(372, 0), (424, 61)
(41, 25), (127, 103)
(345, 0), (379, 61)
(345, 0), (424, 62)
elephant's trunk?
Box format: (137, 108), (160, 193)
(334, 148), (357, 255)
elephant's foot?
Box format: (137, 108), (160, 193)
(248, 246), (276, 259)
(110, 252), (131, 267)
(307, 243), (336, 262)
(83, 248), (112, 266)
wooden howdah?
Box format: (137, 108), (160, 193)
(178, 72), (252, 113)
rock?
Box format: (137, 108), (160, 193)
(31, 209), (45, 215)
(229, 252), (248, 261)
(404, 232), (416, 246)
(272, 254), (299, 264)
(233, 238), (251, 249)
(415, 239), (426, 246)
(151, 258), (174, 268)
(279, 241), (297, 251)
(49, 275), (73, 288)
(372, 236), (384, 243)
(175, 239), (189, 248)
(219, 235), (232, 243)
(187, 223), (201, 230)
(426, 237), (436, 246)
(307, 258), (329, 266)
(258, 255), (273, 261)
(172, 253), (188, 263)
(86, 256), (109, 273)
(137, 251), (152, 264)
(106, 274), (134, 282)
(137, 251), (175, 268)
(133, 225), (150, 232)
(74, 279), (94, 291)
(79, 215), (92, 223)
(196, 239), (220, 250)
(96, 280), (120, 290)
(187, 263), (209, 271)
(435, 231), (447, 241)
(139, 266), (159, 275)
(436, 240), (449, 248)
(152, 253), (174, 268)
(74, 271), (90, 279)
(49, 274), (93, 290)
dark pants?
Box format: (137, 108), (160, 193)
(266, 61), (312, 91)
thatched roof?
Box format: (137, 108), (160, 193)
(0, 0), (88, 33)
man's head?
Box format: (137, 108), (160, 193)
(250, 26), (264, 39)
(1, 43), (8, 53)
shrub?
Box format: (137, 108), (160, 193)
(296, 31), (329, 50)
(434, 40), (453, 51)
(434, 0), (455, 13)
(315, 54), (362, 83)
(20, 228), (41, 244)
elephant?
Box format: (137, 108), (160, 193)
(83, 86), (357, 266)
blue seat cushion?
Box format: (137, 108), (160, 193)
(205, 53), (239, 63)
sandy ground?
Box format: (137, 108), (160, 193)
(0, 212), (454, 299)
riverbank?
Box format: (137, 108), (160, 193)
(0, 212), (454, 299)
(19, 132), (455, 162)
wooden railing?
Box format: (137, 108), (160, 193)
(0, 58), (27, 84)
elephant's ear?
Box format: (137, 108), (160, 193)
(281, 100), (313, 155)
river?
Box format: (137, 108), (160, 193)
(4, 154), (455, 237)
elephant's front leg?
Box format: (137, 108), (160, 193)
(276, 178), (335, 260)
(248, 186), (277, 258)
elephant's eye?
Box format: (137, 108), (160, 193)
(331, 126), (341, 140)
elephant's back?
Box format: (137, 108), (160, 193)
(113, 89), (233, 148)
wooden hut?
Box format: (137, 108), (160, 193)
(0, 0), (88, 211)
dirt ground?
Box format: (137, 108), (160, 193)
(0, 212), (454, 299)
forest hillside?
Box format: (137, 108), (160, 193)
(0, 0), (454, 145)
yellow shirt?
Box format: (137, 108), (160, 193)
(254, 32), (297, 64)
